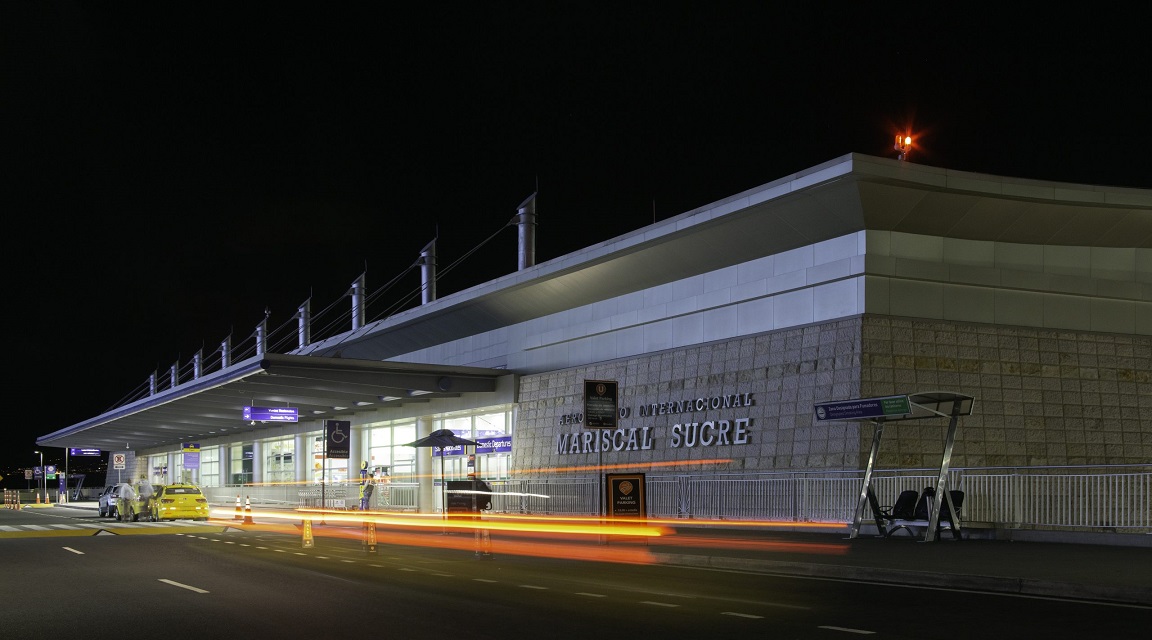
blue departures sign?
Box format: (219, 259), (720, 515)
(242, 406), (299, 422)
(814, 395), (912, 422)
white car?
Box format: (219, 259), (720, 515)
(97, 483), (131, 518)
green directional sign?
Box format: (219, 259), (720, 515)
(814, 395), (912, 421)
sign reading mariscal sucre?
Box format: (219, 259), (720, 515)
(556, 391), (754, 455)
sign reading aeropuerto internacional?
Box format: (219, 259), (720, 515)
(813, 395), (912, 422)
(583, 379), (618, 429)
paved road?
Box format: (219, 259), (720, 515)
(6, 500), (1151, 606)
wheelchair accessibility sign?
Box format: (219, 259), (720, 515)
(325, 420), (350, 459)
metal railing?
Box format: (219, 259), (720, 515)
(205, 465), (1151, 534)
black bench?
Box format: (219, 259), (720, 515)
(882, 487), (965, 540)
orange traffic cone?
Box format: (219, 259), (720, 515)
(243, 496), (253, 524)
(234, 494), (242, 521)
(36, 493), (41, 504)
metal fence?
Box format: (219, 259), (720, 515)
(207, 464), (1151, 534)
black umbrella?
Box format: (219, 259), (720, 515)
(405, 429), (479, 519)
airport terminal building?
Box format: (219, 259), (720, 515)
(38, 153), (1152, 531)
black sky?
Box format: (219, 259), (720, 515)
(3, 3), (1149, 471)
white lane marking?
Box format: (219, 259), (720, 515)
(818, 626), (875, 635)
(473, 578), (498, 583)
(519, 585), (548, 590)
(62, 547), (84, 555)
(721, 612), (763, 619)
(341, 560), (356, 563)
(640, 601), (679, 608)
(575, 592), (607, 598)
(399, 568), (417, 572)
(159, 579), (209, 594)
(294, 553), (307, 556)
(369, 564), (384, 568)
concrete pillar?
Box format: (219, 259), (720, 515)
(349, 425), (362, 480)
(251, 441), (263, 485)
(415, 416), (435, 514)
(294, 434), (308, 484)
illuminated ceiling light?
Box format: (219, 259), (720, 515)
(378, 395), (400, 402)
(408, 390), (432, 397)
(332, 406), (348, 411)
(312, 410), (326, 415)
(354, 401), (374, 406)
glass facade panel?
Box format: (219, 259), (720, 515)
(231, 444), (253, 485)
(200, 447), (220, 487)
(311, 435), (349, 484)
(433, 410), (512, 482)
(364, 422), (415, 481)
(263, 437), (295, 485)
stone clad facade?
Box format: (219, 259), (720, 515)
(514, 315), (1151, 477)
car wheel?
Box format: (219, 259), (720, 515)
(130, 508), (138, 522)
(98, 506), (106, 518)
(114, 508), (122, 521)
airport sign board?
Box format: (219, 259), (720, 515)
(69, 448), (101, 456)
(243, 406), (299, 422)
(814, 395), (912, 422)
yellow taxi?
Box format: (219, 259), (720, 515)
(150, 483), (210, 521)
(116, 480), (158, 522)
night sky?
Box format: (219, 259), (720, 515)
(3, 4), (1149, 473)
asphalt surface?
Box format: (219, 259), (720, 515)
(25, 499), (1152, 607)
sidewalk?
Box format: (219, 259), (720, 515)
(50, 500), (1152, 606)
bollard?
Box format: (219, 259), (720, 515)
(234, 494), (242, 521)
(363, 520), (377, 554)
(243, 496), (253, 524)
(302, 519), (315, 548)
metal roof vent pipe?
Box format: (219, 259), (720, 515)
(351, 273), (366, 331)
(297, 298), (311, 349)
(419, 238), (437, 304)
(515, 192), (536, 271)
(255, 308), (269, 356)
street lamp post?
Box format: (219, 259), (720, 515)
(34, 450), (45, 503)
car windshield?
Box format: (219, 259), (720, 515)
(165, 487), (202, 495)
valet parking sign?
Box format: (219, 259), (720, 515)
(584, 379), (618, 429)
